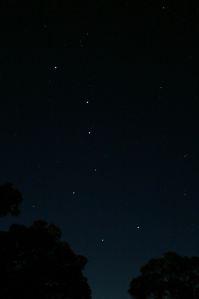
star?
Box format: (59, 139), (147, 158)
(32, 204), (37, 208)
(82, 98), (90, 104)
(136, 226), (141, 230)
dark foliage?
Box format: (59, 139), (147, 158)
(0, 219), (91, 299)
(0, 183), (22, 216)
(128, 252), (199, 299)
(0, 184), (91, 299)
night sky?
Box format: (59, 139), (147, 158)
(0, 1), (199, 299)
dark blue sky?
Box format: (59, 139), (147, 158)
(0, 1), (199, 299)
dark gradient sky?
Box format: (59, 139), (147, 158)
(0, 1), (199, 299)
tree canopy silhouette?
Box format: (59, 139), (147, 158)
(0, 182), (22, 216)
(128, 252), (199, 299)
(0, 183), (91, 299)
(0, 220), (91, 299)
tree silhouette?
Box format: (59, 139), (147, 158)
(128, 252), (199, 299)
(0, 184), (91, 299)
(0, 182), (22, 216)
